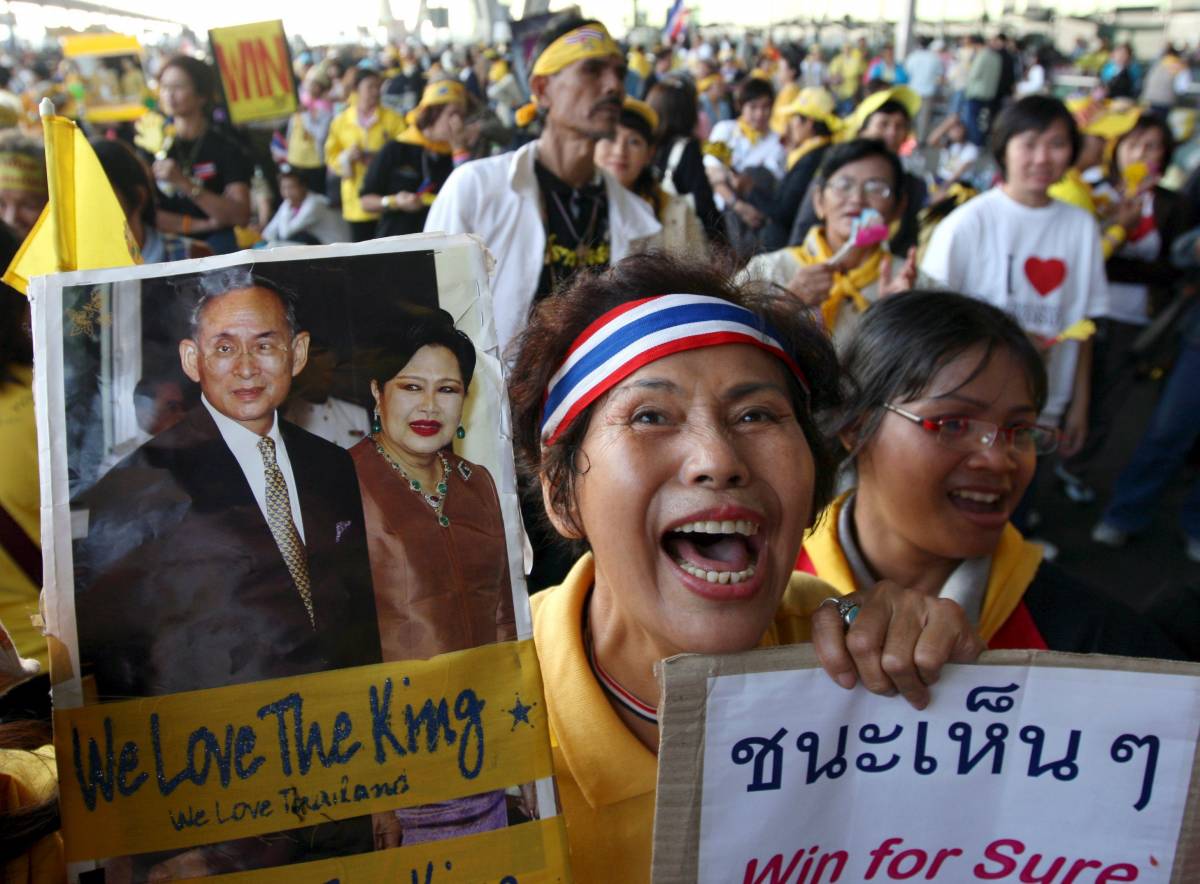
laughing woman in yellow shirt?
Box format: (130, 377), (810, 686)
(324, 67), (406, 241)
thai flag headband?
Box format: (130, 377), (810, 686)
(540, 294), (810, 445)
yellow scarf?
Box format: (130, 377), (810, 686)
(737, 119), (763, 145)
(786, 135), (830, 171)
(1048, 167), (1097, 215)
(396, 125), (452, 155)
(790, 225), (885, 330)
(802, 492), (1043, 643)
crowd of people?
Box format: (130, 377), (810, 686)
(1, 12), (1200, 881)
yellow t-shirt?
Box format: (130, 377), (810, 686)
(829, 50), (865, 100)
(0, 365), (45, 670)
(323, 105), (406, 223)
(530, 553), (833, 882)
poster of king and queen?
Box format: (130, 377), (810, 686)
(31, 234), (569, 880)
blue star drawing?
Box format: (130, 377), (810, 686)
(505, 694), (537, 731)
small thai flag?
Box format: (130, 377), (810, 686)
(664, 0), (688, 45)
(564, 27), (607, 46)
(270, 131), (287, 164)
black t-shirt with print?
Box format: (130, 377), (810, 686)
(360, 140), (454, 238)
(533, 161), (611, 302)
(153, 125), (253, 220)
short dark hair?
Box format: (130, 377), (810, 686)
(989, 95), (1081, 176)
(160, 56), (216, 111)
(863, 99), (912, 126)
(1114, 112), (1176, 174)
(178, 268), (300, 339)
(363, 309), (477, 401)
(815, 138), (904, 193)
(353, 66), (381, 88)
(735, 75), (775, 110)
(92, 138), (156, 227)
(618, 104), (656, 144)
(828, 290), (1048, 459)
(507, 252), (842, 545)
(646, 76), (698, 140)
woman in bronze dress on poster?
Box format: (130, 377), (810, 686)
(349, 311), (518, 847)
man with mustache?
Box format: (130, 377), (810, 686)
(425, 14), (662, 353)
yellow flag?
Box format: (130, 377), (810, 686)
(3, 100), (139, 295)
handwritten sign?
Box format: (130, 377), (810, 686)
(54, 639), (551, 860)
(208, 20), (297, 124)
(653, 648), (1200, 883)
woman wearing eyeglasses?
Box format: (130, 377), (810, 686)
(741, 139), (916, 344)
(798, 290), (1183, 656)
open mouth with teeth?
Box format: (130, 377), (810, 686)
(948, 489), (1004, 512)
(947, 488), (1014, 529)
(661, 518), (765, 594)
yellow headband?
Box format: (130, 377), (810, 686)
(531, 24), (621, 78)
(697, 74), (721, 92)
(622, 96), (659, 133)
(0, 152), (47, 196)
(517, 23), (621, 128)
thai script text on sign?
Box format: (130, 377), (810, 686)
(652, 649), (1200, 884)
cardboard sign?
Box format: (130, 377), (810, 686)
(60, 33), (147, 123)
(654, 646), (1200, 884)
(31, 234), (565, 880)
(208, 20), (297, 124)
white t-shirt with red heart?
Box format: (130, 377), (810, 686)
(919, 187), (1108, 421)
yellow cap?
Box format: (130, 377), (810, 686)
(845, 85), (921, 137)
(1082, 106), (1141, 139)
(779, 87), (841, 132)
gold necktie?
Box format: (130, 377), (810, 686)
(257, 436), (315, 628)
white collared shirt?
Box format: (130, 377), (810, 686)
(202, 395), (306, 543)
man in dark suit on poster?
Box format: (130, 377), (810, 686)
(70, 267), (382, 876)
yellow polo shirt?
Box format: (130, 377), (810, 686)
(531, 553), (833, 881)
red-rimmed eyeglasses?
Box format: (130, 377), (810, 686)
(884, 404), (1060, 455)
